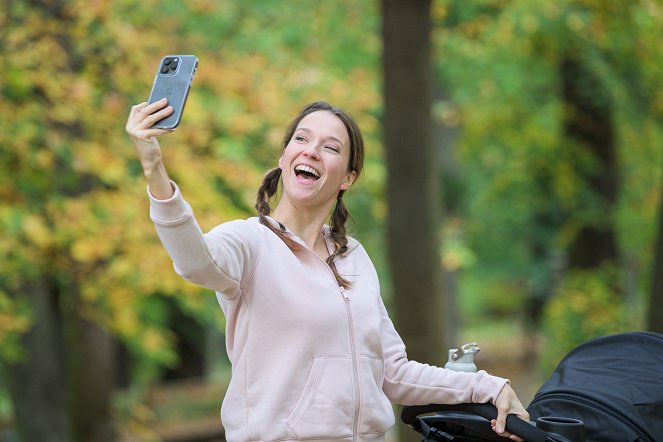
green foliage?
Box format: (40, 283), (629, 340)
(433, 0), (663, 323)
(538, 265), (635, 376)
(0, 0), (384, 386)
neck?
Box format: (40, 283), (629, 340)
(271, 201), (332, 252)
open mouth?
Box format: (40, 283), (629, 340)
(294, 164), (321, 182)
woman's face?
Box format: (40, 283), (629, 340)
(278, 110), (356, 209)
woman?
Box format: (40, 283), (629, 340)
(126, 99), (529, 442)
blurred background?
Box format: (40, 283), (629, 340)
(1, 0), (663, 441)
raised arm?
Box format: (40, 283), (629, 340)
(125, 99), (175, 199)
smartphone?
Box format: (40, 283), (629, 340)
(147, 55), (198, 130)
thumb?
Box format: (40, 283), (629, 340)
(495, 411), (507, 434)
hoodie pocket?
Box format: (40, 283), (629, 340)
(286, 356), (354, 439)
(357, 356), (395, 435)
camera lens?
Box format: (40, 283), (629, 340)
(160, 65), (169, 74)
(164, 58), (172, 65)
(171, 59), (179, 69)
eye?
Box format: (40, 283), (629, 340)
(293, 135), (307, 142)
(325, 145), (340, 153)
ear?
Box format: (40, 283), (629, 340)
(340, 170), (357, 191)
(278, 154), (284, 170)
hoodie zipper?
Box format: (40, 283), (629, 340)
(297, 232), (361, 441)
(340, 285), (361, 441)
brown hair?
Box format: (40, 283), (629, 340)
(254, 101), (365, 289)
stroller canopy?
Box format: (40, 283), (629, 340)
(527, 332), (663, 442)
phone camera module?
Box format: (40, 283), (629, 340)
(160, 57), (179, 75)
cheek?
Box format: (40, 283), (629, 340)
(279, 145), (294, 169)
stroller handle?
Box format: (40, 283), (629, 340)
(401, 403), (551, 442)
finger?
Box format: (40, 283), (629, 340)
(495, 413), (507, 434)
(145, 106), (174, 128)
(491, 418), (525, 442)
(129, 99), (169, 126)
(132, 105), (173, 132)
(131, 102), (148, 113)
(140, 98), (169, 116)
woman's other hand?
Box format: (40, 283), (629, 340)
(491, 383), (530, 441)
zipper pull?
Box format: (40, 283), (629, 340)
(340, 286), (350, 301)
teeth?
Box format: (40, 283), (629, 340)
(295, 164), (320, 178)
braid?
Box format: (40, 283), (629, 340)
(326, 191), (353, 289)
(255, 168), (281, 216)
(256, 168), (299, 251)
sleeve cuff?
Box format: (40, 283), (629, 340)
(147, 181), (192, 224)
(474, 370), (510, 404)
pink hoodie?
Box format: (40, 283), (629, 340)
(149, 183), (508, 442)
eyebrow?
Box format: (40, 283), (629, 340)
(296, 127), (345, 149)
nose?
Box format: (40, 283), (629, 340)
(302, 143), (321, 160)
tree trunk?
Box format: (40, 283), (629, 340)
(66, 289), (117, 442)
(382, 0), (443, 361)
(5, 278), (71, 442)
(382, 1), (444, 440)
(561, 57), (619, 270)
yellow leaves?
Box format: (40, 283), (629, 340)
(0, 0), (383, 369)
(188, 0), (219, 15)
(72, 140), (126, 184)
(0, 309), (31, 342)
(0, 291), (32, 361)
(22, 213), (54, 249)
(565, 11), (586, 32)
(71, 237), (114, 263)
(66, 0), (112, 21)
(228, 113), (261, 137)
(142, 328), (169, 355)
(197, 57), (250, 96)
(539, 265), (633, 373)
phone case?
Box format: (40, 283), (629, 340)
(147, 55), (198, 130)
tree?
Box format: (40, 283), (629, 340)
(382, 0), (444, 360)
(1, 1), (384, 439)
(430, 0), (663, 368)
(1, 1), (119, 439)
(560, 56), (619, 271)
(382, 0), (446, 439)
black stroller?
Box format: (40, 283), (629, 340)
(401, 332), (663, 442)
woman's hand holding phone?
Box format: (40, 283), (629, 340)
(125, 99), (176, 199)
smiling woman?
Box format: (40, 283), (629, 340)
(256, 102), (362, 282)
(125, 99), (528, 442)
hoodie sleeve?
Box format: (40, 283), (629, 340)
(379, 297), (508, 406)
(148, 181), (261, 299)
